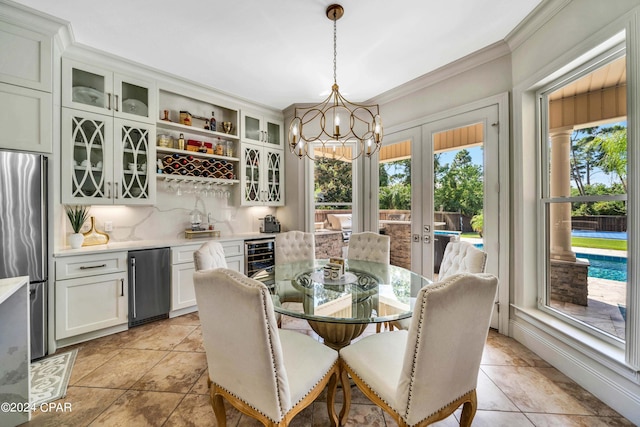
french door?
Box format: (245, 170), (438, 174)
(368, 103), (504, 330)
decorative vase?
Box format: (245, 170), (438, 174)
(69, 233), (84, 249)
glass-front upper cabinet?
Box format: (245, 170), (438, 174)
(241, 110), (283, 148)
(61, 109), (155, 205)
(62, 58), (156, 124)
(240, 144), (283, 206)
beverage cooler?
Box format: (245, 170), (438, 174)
(245, 238), (275, 277)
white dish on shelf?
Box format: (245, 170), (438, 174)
(122, 99), (148, 116)
(72, 86), (104, 107)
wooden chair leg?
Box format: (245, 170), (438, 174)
(211, 390), (227, 427)
(459, 390), (477, 427)
(339, 364), (351, 426)
(326, 371), (339, 427)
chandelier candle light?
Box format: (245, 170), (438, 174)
(288, 4), (383, 161)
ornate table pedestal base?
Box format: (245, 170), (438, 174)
(306, 320), (368, 350)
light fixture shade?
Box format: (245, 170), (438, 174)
(287, 4), (383, 161)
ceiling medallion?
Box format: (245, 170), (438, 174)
(288, 4), (383, 161)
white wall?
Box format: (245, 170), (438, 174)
(510, 0), (640, 423)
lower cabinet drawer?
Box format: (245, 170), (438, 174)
(55, 252), (127, 280)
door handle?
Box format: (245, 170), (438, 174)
(423, 235), (431, 244)
(130, 257), (136, 318)
(107, 93), (112, 110)
(120, 278), (124, 296)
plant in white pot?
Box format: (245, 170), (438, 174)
(65, 205), (89, 249)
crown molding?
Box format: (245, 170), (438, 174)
(369, 40), (511, 106)
(505, 0), (572, 51)
(0, 0), (67, 36)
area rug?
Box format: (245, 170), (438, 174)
(30, 349), (77, 406)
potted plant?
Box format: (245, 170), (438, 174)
(471, 211), (484, 237)
(65, 205), (89, 248)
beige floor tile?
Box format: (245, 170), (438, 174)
(132, 351), (207, 393)
(467, 410), (536, 426)
(482, 330), (551, 367)
(88, 389), (183, 426)
(174, 326), (205, 352)
(476, 370), (520, 411)
(164, 393), (220, 427)
(482, 366), (594, 415)
(67, 345), (122, 386)
(525, 413), (636, 426)
(314, 402), (385, 427)
(122, 324), (199, 351)
(74, 348), (168, 389)
(189, 369), (211, 395)
(28, 386), (125, 426)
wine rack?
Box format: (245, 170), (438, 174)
(156, 147), (239, 185)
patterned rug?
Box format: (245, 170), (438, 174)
(30, 349), (77, 406)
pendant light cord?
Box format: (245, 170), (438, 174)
(333, 12), (337, 85)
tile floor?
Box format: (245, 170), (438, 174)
(25, 312), (634, 427)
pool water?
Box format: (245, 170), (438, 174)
(577, 253), (627, 282)
(472, 243), (627, 282)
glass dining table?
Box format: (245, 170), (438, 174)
(252, 259), (432, 349)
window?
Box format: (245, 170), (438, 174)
(538, 47), (628, 346)
(308, 145), (358, 232)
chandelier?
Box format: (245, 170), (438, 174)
(288, 4), (383, 161)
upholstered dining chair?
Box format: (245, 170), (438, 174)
(194, 268), (340, 427)
(193, 240), (227, 271)
(339, 273), (498, 427)
(390, 240), (487, 332)
(275, 231), (315, 303)
(439, 240), (487, 279)
(347, 231), (390, 264)
(346, 232), (391, 332)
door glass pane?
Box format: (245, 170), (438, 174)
(433, 123), (484, 278)
(121, 82), (149, 118)
(72, 68), (105, 108)
(267, 121), (281, 145)
(314, 148), (353, 259)
(120, 125), (150, 199)
(379, 140), (411, 269)
(244, 116), (260, 141)
(71, 115), (106, 198)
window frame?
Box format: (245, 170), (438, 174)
(536, 43), (630, 349)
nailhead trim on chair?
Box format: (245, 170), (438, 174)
(215, 268), (337, 423)
(404, 277), (456, 422)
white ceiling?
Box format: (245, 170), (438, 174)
(12, 0), (542, 110)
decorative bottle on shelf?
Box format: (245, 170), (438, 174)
(210, 112), (216, 132)
(177, 133), (185, 150)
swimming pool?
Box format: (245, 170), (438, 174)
(577, 252), (627, 282)
(472, 243), (627, 282)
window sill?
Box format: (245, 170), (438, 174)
(512, 305), (639, 379)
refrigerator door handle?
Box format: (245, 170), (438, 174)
(130, 257), (136, 318)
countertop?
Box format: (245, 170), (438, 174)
(54, 232), (276, 257)
(0, 276), (28, 305)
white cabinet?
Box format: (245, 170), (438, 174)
(170, 240), (244, 314)
(62, 58), (156, 124)
(55, 252), (128, 340)
(0, 82), (52, 153)
(0, 21), (52, 153)
(61, 108), (156, 205)
(0, 21), (52, 92)
(241, 110), (283, 148)
(241, 144), (284, 206)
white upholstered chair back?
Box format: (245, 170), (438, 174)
(439, 241), (487, 279)
(347, 232), (390, 264)
(193, 241), (228, 271)
(275, 231), (315, 264)
(194, 268), (292, 422)
(398, 273), (498, 425)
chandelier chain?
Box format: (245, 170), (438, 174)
(333, 13), (337, 85)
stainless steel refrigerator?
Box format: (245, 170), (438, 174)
(0, 150), (48, 360)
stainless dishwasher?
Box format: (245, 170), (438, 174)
(128, 248), (171, 327)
